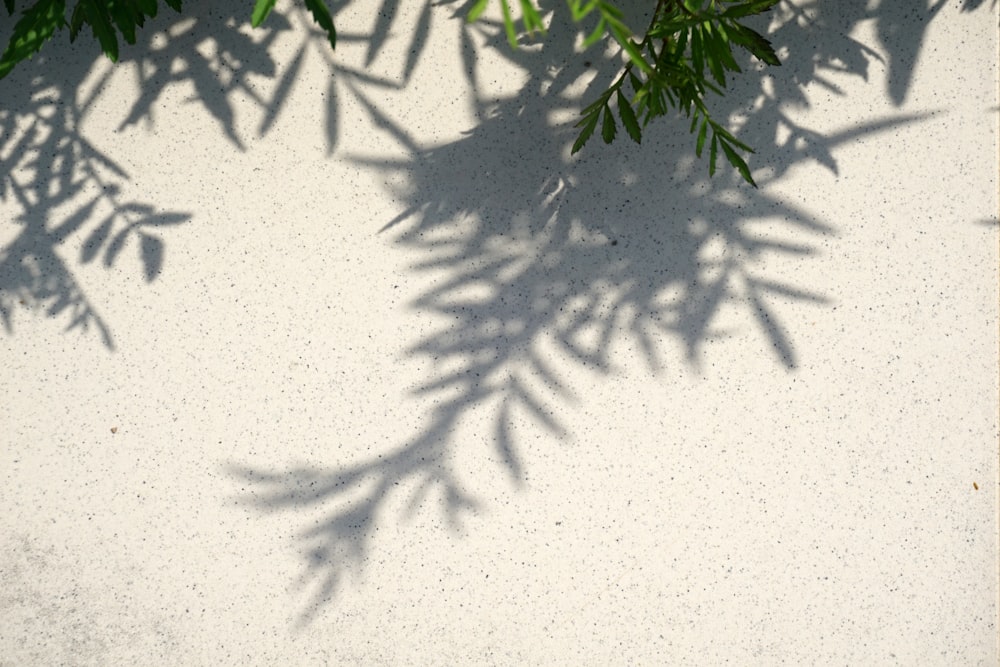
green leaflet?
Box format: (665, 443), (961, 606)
(0, 0), (65, 79)
(601, 103), (616, 143)
(719, 138), (755, 186)
(722, 0), (780, 19)
(725, 21), (780, 66)
(81, 0), (118, 61)
(571, 107), (601, 154)
(109, 0), (142, 44)
(708, 133), (718, 176)
(616, 90), (641, 144)
(467, 0), (490, 22)
(135, 0), (157, 16)
(695, 117), (708, 157)
(251, 0), (276, 27)
(499, 0), (518, 48)
(303, 0), (337, 49)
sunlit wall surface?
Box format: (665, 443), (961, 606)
(1, 1), (997, 663)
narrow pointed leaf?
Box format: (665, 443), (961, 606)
(82, 0), (119, 61)
(135, 0), (157, 16)
(719, 138), (756, 186)
(582, 16), (605, 48)
(722, 0), (780, 19)
(303, 0), (337, 49)
(109, 3), (137, 44)
(69, 1), (85, 40)
(0, 0), (65, 79)
(726, 22), (780, 65)
(616, 90), (641, 143)
(571, 109), (600, 154)
(500, 0), (518, 47)
(601, 104), (616, 143)
(467, 0), (489, 22)
(695, 117), (708, 156)
(251, 0), (276, 27)
(708, 133), (717, 176)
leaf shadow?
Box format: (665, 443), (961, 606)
(0, 26), (193, 348)
(223, 0), (952, 624)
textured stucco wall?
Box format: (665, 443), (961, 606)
(1, 1), (997, 664)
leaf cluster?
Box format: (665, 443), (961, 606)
(2, 0), (781, 185)
(0, 0), (336, 78)
(566, 0), (781, 185)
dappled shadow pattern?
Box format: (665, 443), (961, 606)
(0, 0), (965, 347)
(2, 0), (989, 624)
(225, 0), (967, 622)
(0, 0), (430, 343)
(0, 37), (191, 347)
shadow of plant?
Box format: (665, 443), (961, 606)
(0, 0), (422, 344)
(1, 0), (989, 624)
(224, 0), (967, 623)
(0, 34), (192, 347)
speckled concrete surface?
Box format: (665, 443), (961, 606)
(1, 1), (997, 664)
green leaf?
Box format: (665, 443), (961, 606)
(628, 71), (643, 94)
(609, 24), (652, 75)
(499, 0), (518, 47)
(81, 0), (119, 61)
(708, 133), (717, 176)
(467, 0), (489, 22)
(135, 0), (157, 16)
(701, 24), (726, 85)
(581, 16), (605, 48)
(601, 104), (616, 143)
(109, 2), (138, 44)
(712, 23), (742, 72)
(726, 22), (780, 66)
(616, 90), (641, 144)
(518, 0), (544, 35)
(719, 138), (756, 186)
(568, 0), (599, 21)
(722, 0), (780, 19)
(690, 22), (704, 77)
(571, 108), (600, 154)
(695, 117), (708, 156)
(4, 0), (15, 15)
(68, 0), (85, 40)
(0, 0), (65, 79)
(710, 122), (753, 152)
(251, 0), (276, 27)
(580, 89), (612, 116)
(163, 0), (182, 11)
(303, 0), (336, 49)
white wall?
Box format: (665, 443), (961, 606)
(1, 1), (997, 663)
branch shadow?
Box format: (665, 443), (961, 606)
(1, 0), (989, 626)
(0, 0), (431, 345)
(224, 0), (972, 624)
(0, 27), (194, 348)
